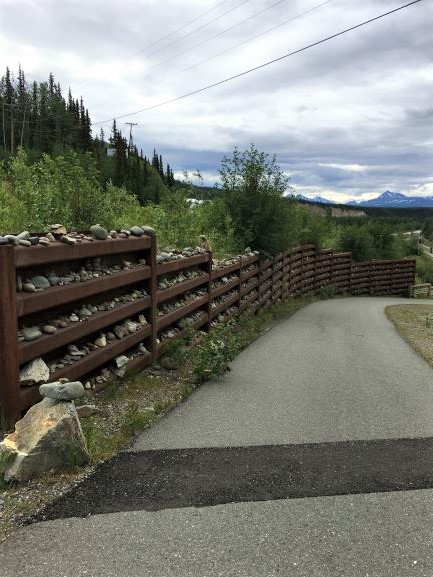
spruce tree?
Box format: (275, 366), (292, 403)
(159, 154), (164, 179)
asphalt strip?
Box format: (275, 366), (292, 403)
(29, 436), (433, 522)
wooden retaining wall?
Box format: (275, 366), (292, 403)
(0, 238), (416, 422)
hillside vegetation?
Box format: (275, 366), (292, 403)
(0, 66), (422, 261)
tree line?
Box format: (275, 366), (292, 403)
(0, 66), (174, 205)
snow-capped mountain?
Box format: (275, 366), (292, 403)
(291, 194), (333, 204)
(311, 196), (332, 204)
(346, 191), (433, 208)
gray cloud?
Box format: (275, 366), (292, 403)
(1, 0), (432, 201)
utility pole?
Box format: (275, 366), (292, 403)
(10, 106), (14, 155)
(2, 101), (6, 153)
(20, 101), (28, 148)
(4, 103), (20, 155)
(125, 122), (137, 152)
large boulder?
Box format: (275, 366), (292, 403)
(2, 397), (89, 482)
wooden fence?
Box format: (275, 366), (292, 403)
(410, 283), (432, 298)
(0, 237), (416, 421)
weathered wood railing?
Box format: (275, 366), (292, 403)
(0, 238), (416, 422)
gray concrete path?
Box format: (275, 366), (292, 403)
(2, 297), (433, 577)
(133, 297), (433, 449)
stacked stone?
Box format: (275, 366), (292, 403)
(210, 305), (238, 328)
(241, 276), (258, 292)
(178, 310), (207, 329)
(242, 263), (258, 275)
(47, 314), (148, 373)
(18, 289), (147, 342)
(240, 289), (259, 307)
(1, 223), (155, 250)
(211, 289), (239, 309)
(157, 288), (207, 317)
(157, 269), (206, 290)
(212, 273), (238, 290)
(0, 380), (89, 482)
(156, 246), (207, 265)
(212, 249), (259, 272)
(17, 258), (147, 294)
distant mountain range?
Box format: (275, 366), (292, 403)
(294, 194), (332, 204)
(346, 191), (433, 208)
(296, 191), (433, 208)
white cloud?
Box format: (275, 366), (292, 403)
(318, 163), (369, 173)
(406, 182), (433, 198)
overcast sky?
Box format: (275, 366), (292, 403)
(1, 0), (432, 201)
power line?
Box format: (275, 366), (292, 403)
(137, 0), (288, 79)
(79, 0), (252, 92)
(149, 0), (335, 89)
(128, 0), (253, 64)
(87, 0), (289, 112)
(93, 0), (424, 126)
(15, 0), (325, 131)
(126, 0), (232, 62)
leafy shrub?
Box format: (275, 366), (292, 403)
(318, 283), (337, 299)
(0, 148), (146, 234)
(189, 321), (241, 383)
(416, 255), (433, 284)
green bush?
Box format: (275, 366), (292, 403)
(318, 284), (337, 299)
(416, 255), (433, 284)
(0, 148), (146, 234)
(189, 321), (242, 383)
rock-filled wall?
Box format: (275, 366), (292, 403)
(0, 225), (416, 422)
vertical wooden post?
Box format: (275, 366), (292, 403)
(0, 245), (21, 423)
(148, 233), (158, 365)
(368, 260), (374, 296)
(349, 253), (355, 294)
(281, 252), (285, 299)
(286, 250), (292, 298)
(237, 257), (242, 311)
(206, 250), (213, 332)
(271, 255), (276, 301)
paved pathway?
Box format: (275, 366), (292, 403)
(1, 297), (433, 577)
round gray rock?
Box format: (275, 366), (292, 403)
(22, 327), (42, 342)
(5, 234), (18, 245)
(90, 225), (108, 240)
(130, 226), (144, 237)
(39, 381), (85, 401)
(31, 275), (51, 290)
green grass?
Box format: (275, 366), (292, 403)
(0, 448), (15, 489)
(386, 304), (433, 368)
